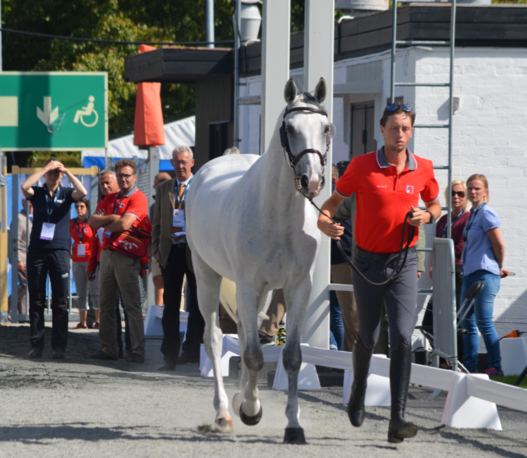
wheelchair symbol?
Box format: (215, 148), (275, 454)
(74, 95), (99, 128)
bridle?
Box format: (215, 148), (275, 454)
(280, 104), (415, 285)
(280, 106), (331, 191)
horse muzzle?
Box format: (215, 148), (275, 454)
(297, 171), (325, 199)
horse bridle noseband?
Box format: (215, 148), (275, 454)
(280, 106), (331, 180)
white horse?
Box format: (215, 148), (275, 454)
(186, 77), (335, 444)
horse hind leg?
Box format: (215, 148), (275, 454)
(193, 257), (233, 432)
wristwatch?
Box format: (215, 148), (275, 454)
(425, 210), (435, 224)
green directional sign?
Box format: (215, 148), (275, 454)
(0, 72), (108, 151)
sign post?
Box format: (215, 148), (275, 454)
(0, 72), (108, 151)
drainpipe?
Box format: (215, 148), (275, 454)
(205, 0), (215, 49)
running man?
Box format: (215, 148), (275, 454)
(317, 102), (441, 443)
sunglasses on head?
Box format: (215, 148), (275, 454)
(386, 104), (412, 113)
(452, 191), (465, 198)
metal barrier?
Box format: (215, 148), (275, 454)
(8, 166), (99, 323)
(431, 237), (457, 368)
(200, 335), (527, 430)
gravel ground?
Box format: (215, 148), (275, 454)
(1, 325), (526, 457)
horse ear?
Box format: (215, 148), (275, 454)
(284, 78), (298, 104)
(314, 77), (327, 103)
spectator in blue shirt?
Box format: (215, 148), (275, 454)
(460, 174), (505, 377)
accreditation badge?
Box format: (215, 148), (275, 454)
(40, 223), (56, 241)
(173, 209), (185, 231)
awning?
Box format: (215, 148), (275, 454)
(81, 115), (195, 170)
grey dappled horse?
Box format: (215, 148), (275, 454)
(186, 77), (335, 444)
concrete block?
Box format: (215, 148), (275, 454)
(500, 337), (527, 376)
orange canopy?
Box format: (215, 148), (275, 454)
(133, 44), (165, 148)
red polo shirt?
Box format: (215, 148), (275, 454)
(336, 148), (439, 254)
(70, 218), (95, 262)
(98, 186), (148, 251)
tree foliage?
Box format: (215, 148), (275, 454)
(1, 0), (340, 166)
(1, 0), (237, 137)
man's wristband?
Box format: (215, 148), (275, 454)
(425, 210), (435, 224)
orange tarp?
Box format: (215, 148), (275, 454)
(133, 44), (165, 148)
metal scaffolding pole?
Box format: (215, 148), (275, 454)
(390, 0), (458, 369)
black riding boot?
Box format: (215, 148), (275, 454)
(347, 337), (373, 427)
(388, 344), (418, 443)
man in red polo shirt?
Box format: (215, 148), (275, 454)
(88, 159), (149, 363)
(318, 103), (441, 444)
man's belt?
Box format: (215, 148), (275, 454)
(354, 245), (416, 263)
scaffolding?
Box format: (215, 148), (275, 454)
(390, 0), (457, 236)
(390, 1), (458, 370)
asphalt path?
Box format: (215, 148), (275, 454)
(1, 325), (526, 457)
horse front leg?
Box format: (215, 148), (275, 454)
(194, 262), (233, 432)
(234, 286), (264, 425)
(281, 283), (312, 444)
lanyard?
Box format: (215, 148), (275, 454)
(441, 208), (465, 238)
(45, 186), (60, 222)
(463, 203), (486, 243)
(113, 192), (126, 214)
(76, 217), (86, 243)
(175, 177), (192, 208)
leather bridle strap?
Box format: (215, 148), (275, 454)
(281, 106), (330, 170)
(283, 107), (328, 118)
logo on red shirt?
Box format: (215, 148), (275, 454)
(406, 185), (414, 194)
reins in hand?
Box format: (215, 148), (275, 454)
(308, 199), (416, 286)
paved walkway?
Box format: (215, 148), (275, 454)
(0, 326), (526, 457)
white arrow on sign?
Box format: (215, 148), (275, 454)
(37, 96), (59, 128)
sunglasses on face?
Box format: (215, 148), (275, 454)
(386, 104), (412, 113)
(452, 191), (465, 198)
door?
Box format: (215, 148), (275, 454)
(350, 101), (376, 159)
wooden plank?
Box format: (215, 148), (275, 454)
(410, 22), (527, 40)
(409, 5), (527, 24)
(339, 24), (411, 55)
(236, 5), (527, 78)
(338, 8), (410, 38)
(163, 61), (233, 76)
(291, 32), (305, 49)
(244, 41), (262, 58)
(161, 48), (233, 63)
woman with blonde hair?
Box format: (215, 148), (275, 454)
(461, 174), (505, 376)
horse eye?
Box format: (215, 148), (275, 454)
(324, 125), (330, 133)
(286, 125), (295, 134)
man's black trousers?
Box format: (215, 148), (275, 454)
(160, 244), (204, 364)
(27, 248), (70, 351)
(352, 247), (418, 352)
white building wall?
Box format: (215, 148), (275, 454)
(238, 46), (527, 345)
(410, 47), (527, 341)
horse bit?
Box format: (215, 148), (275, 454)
(280, 106), (331, 192)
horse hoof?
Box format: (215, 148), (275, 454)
(283, 427), (306, 444)
(215, 416), (234, 433)
(239, 404), (263, 426)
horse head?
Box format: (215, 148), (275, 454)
(281, 77), (336, 199)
